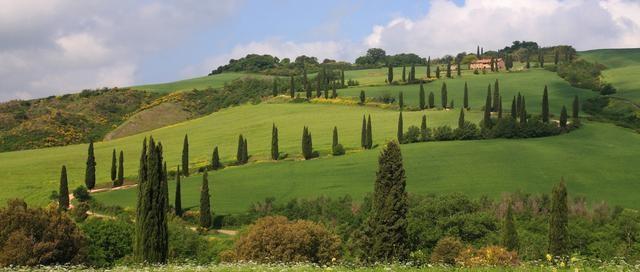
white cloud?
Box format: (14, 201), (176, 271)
(364, 0), (640, 57)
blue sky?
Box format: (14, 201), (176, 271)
(0, 0), (638, 101)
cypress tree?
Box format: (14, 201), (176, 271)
(542, 85), (550, 123)
(419, 83), (425, 110)
(243, 138), (248, 163)
(402, 66), (406, 82)
(410, 63), (416, 81)
(572, 95), (579, 119)
(302, 126), (314, 160)
(560, 106), (568, 128)
(441, 82), (448, 108)
(366, 115), (373, 149)
(449, 100), (454, 109)
(332, 126), (339, 151)
(420, 115), (428, 142)
(117, 150), (124, 186)
(516, 93), (522, 118)
(399, 91), (404, 110)
(498, 95), (503, 119)
(200, 171), (211, 229)
(175, 166), (182, 217)
(111, 149), (117, 183)
(477, 45), (480, 57)
(490, 57), (495, 72)
(446, 60), (452, 78)
(272, 78), (278, 97)
(493, 80), (500, 111)
(212, 146), (222, 170)
(303, 66), (308, 91)
(549, 181), (569, 259)
(520, 97), (527, 124)
(341, 69), (345, 88)
(554, 49), (560, 65)
(486, 84), (492, 112)
(483, 88), (492, 127)
(539, 51), (544, 68)
(458, 108), (465, 129)
(481, 47), (484, 55)
(85, 140), (96, 190)
(324, 83), (330, 99)
(360, 90), (366, 104)
(271, 124), (279, 160)
(236, 135), (245, 164)
(290, 75), (295, 98)
(457, 60), (462, 76)
(526, 54), (530, 69)
(435, 66), (441, 78)
(428, 91), (435, 108)
(59, 165), (69, 211)
(182, 134), (189, 177)
(387, 65), (394, 84)
(135, 136), (168, 263)
(308, 78), (314, 99)
(361, 115), (367, 148)
(364, 141), (409, 262)
(463, 82), (469, 110)
(397, 112), (403, 143)
(426, 56), (431, 78)
(502, 203), (519, 251)
(332, 82), (337, 99)
(507, 97), (515, 120)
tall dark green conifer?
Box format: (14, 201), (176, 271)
(243, 138), (248, 163)
(428, 92), (435, 109)
(457, 60), (462, 76)
(426, 57), (431, 78)
(419, 83), (426, 110)
(302, 126), (314, 160)
(572, 95), (579, 119)
(542, 86), (550, 123)
(420, 115), (428, 142)
(135, 137), (168, 264)
(272, 78), (278, 97)
(399, 92), (404, 110)
(271, 124), (279, 160)
(402, 66), (406, 82)
(117, 150), (124, 186)
(549, 181), (569, 259)
(361, 115), (367, 148)
(175, 166), (182, 217)
(387, 65), (394, 84)
(435, 66), (441, 78)
(463, 82), (469, 110)
(554, 50), (560, 65)
(111, 149), (117, 182)
(290, 75), (295, 98)
(458, 108), (465, 129)
(85, 140), (96, 189)
(483, 88), (492, 127)
(200, 171), (211, 228)
(360, 90), (366, 104)
(520, 97), (527, 124)
(477, 46), (480, 57)
(502, 203), (519, 251)
(511, 96), (517, 119)
(364, 141), (409, 262)
(516, 93), (522, 118)
(366, 115), (373, 149)
(332, 126), (339, 150)
(59, 165), (69, 211)
(397, 112), (403, 143)
(560, 106), (568, 128)
(341, 69), (345, 88)
(182, 135), (189, 177)
(446, 60), (452, 78)
(493, 80), (500, 111)
(498, 96), (503, 119)
(332, 82), (337, 99)
(236, 135), (245, 164)
(441, 82), (448, 108)
(410, 63), (416, 81)
(211, 146), (222, 170)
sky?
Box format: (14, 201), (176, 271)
(0, 0), (639, 101)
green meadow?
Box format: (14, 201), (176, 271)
(129, 72), (268, 93)
(579, 48), (640, 101)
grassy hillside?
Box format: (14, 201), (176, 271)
(343, 68), (594, 115)
(130, 72), (268, 93)
(580, 48), (640, 101)
(95, 120), (640, 214)
(0, 103), (478, 205)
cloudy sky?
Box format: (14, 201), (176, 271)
(0, 0), (638, 101)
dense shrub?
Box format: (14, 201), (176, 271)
(430, 237), (464, 265)
(432, 125), (455, 141)
(80, 217), (133, 267)
(556, 59), (605, 90)
(456, 246), (519, 267)
(167, 216), (229, 263)
(73, 185), (91, 202)
(332, 144), (345, 156)
(231, 216), (341, 264)
(454, 121), (481, 140)
(403, 125), (422, 143)
(600, 83), (617, 95)
(0, 199), (87, 266)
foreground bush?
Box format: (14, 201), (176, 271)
(80, 217), (133, 267)
(0, 199), (87, 266)
(229, 216), (341, 264)
(456, 246), (519, 267)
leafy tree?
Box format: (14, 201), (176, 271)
(502, 203), (519, 251)
(420, 115), (428, 141)
(560, 106), (568, 128)
(572, 95), (579, 119)
(85, 140), (96, 189)
(418, 83), (426, 110)
(361, 115), (367, 148)
(59, 165), (69, 211)
(441, 83), (448, 108)
(360, 90), (366, 104)
(464, 82), (469, 109)
(175, 166), (182, 217)
(135, 137), (168, 263)
(363, 141), (409, 262)
(458, 108), (465, 129)
(402, 66), (406, 82)
(549, 181), (569, 259)
(117, 151), (124, 186)
(435, 66), (441, 78)
(289, 76), (295, 98)
(271, 124), (279, 160)
(387, 65), (394, 84)
(366, 115), (373, 149)
(426, 56), (431, 78)
(428, 91), (435, 108)
(200, 171), (212, 229)
(493, 80), (500, 111)
(397, 112), (404, 143)
(182, 134), (189, 177)
(399, 91), (404, 110)
(542, 86), (550, 123)
(212, 146), (222, 170)
(111, 149), (117, 182)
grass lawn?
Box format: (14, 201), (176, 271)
(342, 68), (597, 115)
(129, 73), (269, 93)
(95, 119), (640, 214)
(0, 103), (478, 205)
(579, 48), (640, 102)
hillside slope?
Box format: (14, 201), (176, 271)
(580, 48), (640, 101)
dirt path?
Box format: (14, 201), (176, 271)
(68, 184), (138, 209)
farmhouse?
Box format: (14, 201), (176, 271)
(470, 58), (506, 70)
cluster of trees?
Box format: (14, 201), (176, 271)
(355, 48), (425, 67)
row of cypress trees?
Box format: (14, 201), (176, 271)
(110, 149), (125, 187)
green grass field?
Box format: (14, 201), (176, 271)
(342, 68), (594, 115)
(129, 73), (268, 93)
(95, 119), (640, 214)
(579, 48), (640, 102)
(0, 103), (479, 205)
